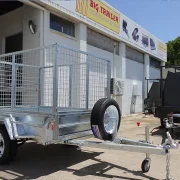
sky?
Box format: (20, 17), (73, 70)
(105, 0), (180, 43)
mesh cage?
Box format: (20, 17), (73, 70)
(0, 44), (111, 112)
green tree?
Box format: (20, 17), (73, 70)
(167, 37), (180, 65)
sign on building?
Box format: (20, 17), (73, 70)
(76, 0), (120, 34)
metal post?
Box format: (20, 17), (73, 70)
(52, 44), (59, 114)
(11, 55), (16, 110)
(107, 61), (111, 99)
(86, 55), (90, 109)
(166, 150), (173, 180)
(52, 44), (59, 140)
(40, 48), (46, 106)
(145, 126), (150, 160)
(160, 67), (163, 104)
(113, 43), (116, 78)
(38, 68), (42, 107)
(69, 65), (72, 107)
(146, 78), (149, 98)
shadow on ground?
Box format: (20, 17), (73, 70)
(150, 126), (167, 144)
(0, 142), (160, 180)
(70, 158), (159, 180)
(151, 125), (180, 144)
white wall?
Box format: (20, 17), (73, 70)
(46, 11), (79, 49)
(0, 7), (23, 54)
(0, 5), (42, 54)
(149, 66), (160, 91)
(88, 45), (145, 115)
(87, 45), (114, 107)
(0, 5), (42, 106)
(124, 59), (144, 114)
(0, 7), (24, 105)
(150, 67), (160, 79)
(87, 44), (120, 75)
(47, 31), (79, 49)
(87, 45), (113, 59)
(21, 5), (42, 106)
(23, 5), (42, 50)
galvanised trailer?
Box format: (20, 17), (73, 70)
(0, 44), (178, 180)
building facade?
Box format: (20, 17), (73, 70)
(0, 0), (167, 115)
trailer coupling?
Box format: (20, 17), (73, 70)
(65, 126), (178, 180)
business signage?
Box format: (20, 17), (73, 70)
(76, 0), (120, 34)
(158, 41), (167, 59)
(53, 0), (167, 61)
(121, 16), (167, 60)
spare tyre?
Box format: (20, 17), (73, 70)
(91, 98), (121, 141)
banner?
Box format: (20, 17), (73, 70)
(158, 41), (167, 58)
(76, 0), (120, 34)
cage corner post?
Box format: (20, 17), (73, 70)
(11, 54), (16, 110)
(52, 44), (59, 140)
(86, 54), (90, 110)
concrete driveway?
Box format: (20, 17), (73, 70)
(0, 115), (180, 180)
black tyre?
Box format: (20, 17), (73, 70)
(141, 159), (150, 173)
(0, 126), (17, 164)
(91, 98), (121, 141)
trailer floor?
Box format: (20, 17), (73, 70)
(1, 114), (180, 180)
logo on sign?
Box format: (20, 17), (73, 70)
(76, 0), (120, 34)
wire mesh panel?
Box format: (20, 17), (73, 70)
(56, 45), (110, 109)
(42, 46), (56, 107)
(15, 65), (39, 106)
(0, 44), (110, 112)
(57, 46), (87, 108)
(0, 61), (12, 107)
(58, 65), (70, 107)
(43, 66), (53, 107)
(88, 55), (110, 109)
(0, 45), (55, 110)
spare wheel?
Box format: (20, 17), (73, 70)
(91, 98), (121, 141)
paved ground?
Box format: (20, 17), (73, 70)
(0, 114), (180, 180)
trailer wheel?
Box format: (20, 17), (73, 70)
(91, 98), (121, 141)
(141, 159), (150, 173)
(0, 126), (17, 164)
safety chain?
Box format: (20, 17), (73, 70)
(166, 150), (174, 180)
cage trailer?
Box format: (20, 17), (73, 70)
(145, 66), (180, 127)
(0, 44), (178, 180)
